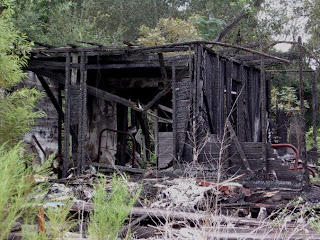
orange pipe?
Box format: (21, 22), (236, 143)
(271, 143), (316, 177)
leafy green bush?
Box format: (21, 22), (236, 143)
(88, 174), (141, 240)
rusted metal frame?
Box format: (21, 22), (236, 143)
(96, 128), (135, 168)
(63, 52), (71, 178)
(172, 62), (178, 162)
(312, 70), (318, 150)
(298, 36), (309, 184)
(260, 42), (268, 178)
(270, 143), (316, 177)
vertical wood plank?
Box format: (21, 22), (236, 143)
(154, 108), (159, 168)
(237, 64), (245, 141)
(298, 36), (308, 184)
(63, 52), (71, 178)
(226, 60), (232, 120)
(312, 70), (318, 150)
(77, 51), (88, 175)
(172, 62), (177, 162)
(260, 42), (267, 178)
(218, 57), (224, 138)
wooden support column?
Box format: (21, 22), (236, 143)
(312, 70), (318, 150)
(172, 62), (178, 162)
(77, 51), (88, 175)
(71, 53), (78, 159)
(116, 104), (128, 166)
(58, 84), (63, 155)
(217, 55), (224, 138)
(63, 52), (71, 178)
(298, 36), (309, 184)
(154, 108), (159, 168)
(226, 60), (232, 119)
(237, 64), (245, 141)
(260, 42), (267, 178)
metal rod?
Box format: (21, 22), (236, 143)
(96, 128), (136, 168)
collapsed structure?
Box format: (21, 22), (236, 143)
(24, 40), (318, 188)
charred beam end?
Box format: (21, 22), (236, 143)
(158, 52), (168, 82)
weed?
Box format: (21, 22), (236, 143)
(87, 174), (141, 240)
(0, 143), (37, 240)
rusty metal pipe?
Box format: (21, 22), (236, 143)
(271, 143), (299, 170)
(96, 128), (136, 168)
(271, 143), (315, 177)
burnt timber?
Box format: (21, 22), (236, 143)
(24, 40), (318, 188)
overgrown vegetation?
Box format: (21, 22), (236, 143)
(0, 144), (36, 240)
(88, 174), (141, 239)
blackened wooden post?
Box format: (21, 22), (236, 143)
(260, 42), (267, 178)
(154, 108), (159, 168)
(298, 36), (309, 184)
(217, 55), (224, 138)
(172, 62), (177, 162)
(237, 64), (245, 141)
(312, 70), (318, 150)
(63, 52), (71, 178)
(226, 60), (232, 120)
(58, 83), (63, 155)
(71, 53), (78, 157)
(77, 51), (87, 175)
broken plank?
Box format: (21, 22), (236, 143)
(226, 120), (253, 174)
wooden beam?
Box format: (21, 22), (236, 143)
(213, 11), (248, 42)
(172, 63), (177, 161)
(63, 52), (71, 178)
(226, 120), (253, 174)
(260, 42), (267, 178)
(157, 104), (173, 113)
(143, 83), (172, 111)
(312, 70), (318, 150)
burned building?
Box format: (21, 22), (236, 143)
(25, 41), (317, 188)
